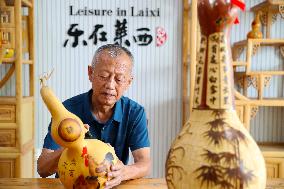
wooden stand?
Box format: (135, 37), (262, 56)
(259, 144), (284, 179)
(0, 0), (34, 178)
(232, 39), (284, 179)
(251, 0), (284, 38)
(232, 38), (284, 129)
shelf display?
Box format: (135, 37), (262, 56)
(0, 0), (34, 178)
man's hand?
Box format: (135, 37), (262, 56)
(97, 148), (150, 189)
(93, 159), (125, 189)
(104, 160), (126, 189)
(84, 124), (90, 132)
(37, 148), (64, 178)
(87, 155), (125, 189)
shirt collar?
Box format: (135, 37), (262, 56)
(83, 89), (123, 124)
(83, 90), (96, 124)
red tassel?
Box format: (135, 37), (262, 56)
(231, 0), (246, 11)
(234, 17), (240, 24)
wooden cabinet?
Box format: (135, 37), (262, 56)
(0, 129), (16, 147)
(0, 98), (34, 178)
(0, 0), (34, 178)
(260, 145), (284, 178)
(265, 158), (284, 178)
(0, 105), (15, 122)
(0, 158), (15, 177)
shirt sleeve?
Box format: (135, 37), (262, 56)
(128, 107), (150, 152)
(43, 120), (60, 150)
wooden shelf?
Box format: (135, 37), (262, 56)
(236, 98), (284, 106)
(2, 58), (33, 64)
(231, 1), (284, 179)
(250, 0), (284, 38)
(247, 71), (284, 76)
(251, 0), (283, 12)
(233, 61), (247, 66)
(22, 59), (32, 64)
(0, 96), (34, 105)
(232, 38), (284, 73)
(233, 39), (284, 48)
(259, 144), (284, 157)
(22, 0), (32, 7)
(1, 58), (15, 63)
(0, 0), (35, 178)
(0, 123), (17, 129)
(0, 147), (20, 153)
(4, 0), (33, 8)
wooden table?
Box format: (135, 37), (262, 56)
(0, 178), (165, 189)
(0, 178), (284, 188)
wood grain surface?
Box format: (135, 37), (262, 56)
(0, 178), (283, 189)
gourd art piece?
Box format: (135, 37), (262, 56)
(247, 12), (263, 39)
(40, 74), (118, 189)
(166, 1), (266, 189)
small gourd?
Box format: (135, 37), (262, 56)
(247, 12), (263, 39)
(40, 72), (118, 189)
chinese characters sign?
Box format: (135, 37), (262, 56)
(63, 6), (167, 48)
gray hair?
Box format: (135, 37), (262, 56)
(91, 44), (134, 68)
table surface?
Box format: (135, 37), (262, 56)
(0, 178), (284, 189)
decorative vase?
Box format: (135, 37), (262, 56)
(40, 75), (118, 189)
(166, 1), (266, 189)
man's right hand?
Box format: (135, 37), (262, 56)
(37, 148), (64, 178)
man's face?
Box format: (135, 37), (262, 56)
(88, 51), (133, 107)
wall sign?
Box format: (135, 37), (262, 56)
(63, 5), (167, 48)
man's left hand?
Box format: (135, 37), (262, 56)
(104, 160), (126, 189)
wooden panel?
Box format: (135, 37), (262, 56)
(20, 150), (33, 178)
(20, 101), (33, 145)
(0, 158), (15, 178)
(0, 129), (15, 147)
(266, 161), (279, 178)
(0, 105), (15, 122)
(0, 27), (15, 49)
(22, 16), (29, 54)
(265, 158), (284, 178)
(0, 6), (15, 27)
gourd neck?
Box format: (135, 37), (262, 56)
(66, 140), (88, 155)
(193, 32), (235, 110)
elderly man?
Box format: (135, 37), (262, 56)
(37, 44), (151, 189)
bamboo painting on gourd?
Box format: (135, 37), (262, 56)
(166, 1), (266, 189)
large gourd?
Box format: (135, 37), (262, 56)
(40, 73), (118, 189)
(166, 1), (266, 189)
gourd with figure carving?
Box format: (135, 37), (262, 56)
(40, 72), (118, 189)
